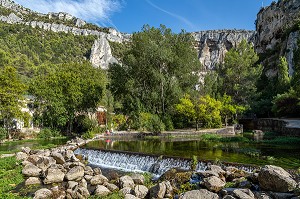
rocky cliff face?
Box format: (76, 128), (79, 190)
(256, 0), (300, 76)
(192, 30), (255, 70)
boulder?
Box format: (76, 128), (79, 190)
(160, 168), (193, 188)
(84, 166), (94, 175)
(119, 175), (135, 189)
(119, 187), (133, 196)
(68, 181), (78, 190)
(33, 188), (53, 199)
(65, 166), (84, 181)
(210, 165), (226, 176)
(77, 186), (90, 198)
(134, 185), (148, 198)
(94, 185), (111, 197)
(64, 150), (74, 160)
(51, 186), (66, 199)
(22, 147), (31, 154)
(105, 183), (119, 192)
(25, 177), (41, 186)
(84, 175), (93, 181)
(179, 189), (219, 199)
(164, 180), (173, 198)
(125, 194), (138, 199)
(16, 152), (28, 161)
(258, 165), (297, 192)
(79, 178), (88, 188)
(90, 174), (109, 185)
(204, 176), (226, 192)
(22, 164), (42, 177)
(36, 156), (56, 171)
(233, 189), (255, 199)
(131, 173), (145, 185)
(51, 152), (65, 164)
(149, 182), (166, 199)
(93, 167), (102, 175)
(44, 166), (65, 184)
(254, 192), (272, 199)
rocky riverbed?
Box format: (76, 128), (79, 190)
(14, 137), (300, 199)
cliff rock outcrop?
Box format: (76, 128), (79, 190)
(90, 35), (118, 69)
(256, 0), (300, 76)
(192, 30), (255, 70)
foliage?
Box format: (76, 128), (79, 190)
(38, 128), (62, 139)
(0, 66), (26, 130)
(200, 134), (250, 143)
(109, 25), (201, 128)
(0, 157), (27, 199)
(277, 56), (291, 92)
(89, 191), (124, 199)
(30, 62), (107, 133)
(142, 172), (155, 188)
(0, 127), (7, 141)
(272, 89), (300, 117)
(191, 155), (198, 170)
(219, 40), (262, 106)
(220, 94), (245, 126)
(176, 95), (222, 129)
(263, 136), (300, 145)
(139, 112), (165, 133)
(112, 114), (127, 130)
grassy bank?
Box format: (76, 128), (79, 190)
(0, 156), (29, 199)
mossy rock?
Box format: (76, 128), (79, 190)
(159, 168), (193, 188)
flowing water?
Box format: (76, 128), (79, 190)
(75, 136), (300, 175)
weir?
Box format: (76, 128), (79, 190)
(74, 148), (255, 177)
(74, 148), (208, 176)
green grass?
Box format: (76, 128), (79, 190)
(0, 157), (29, 199)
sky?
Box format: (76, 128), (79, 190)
(14, 0), (274, 33)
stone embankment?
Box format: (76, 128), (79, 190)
(14, 137), (300, 199)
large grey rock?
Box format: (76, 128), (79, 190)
(25, 177), (41, 186)
(204, 176), (226, 192)
(210, 165), (226, 176)
(94, 185), (111, 197)
(22, 147), (31, 154)
(36, 156), (56, 171)
(131, 173), (145, 185)
(50, 186), (66, 199)
(120, 187), (133, 196)
(51, 152), (65, 164)
(68, 181), (78, 190)
(149, 182), (166, 199)
(90, 174), (108, 186)
(84, 166), (94, 175)
(258, 165), (297, 192)
(125, 194), (138, 199)
(233, 189), (255, 199)
(44, 166), (65, 184)
(105, 183), (119, 192)
(134, 185), (148, 198)
(33, 188), (53, 199)
(93, 167), (102, 175)
(119, 175), (135, 189)
(16, 152), (28, 161)
(65, 166), (84, 181)
(90, 35), (119, 69)
(22, 164), (42, 177)
(179, 189), (219, 199)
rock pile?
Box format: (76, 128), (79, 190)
(16, 138), (300, 199)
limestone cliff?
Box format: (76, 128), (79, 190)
(192, 30), (255, 70)
(256, 0), (300, 76)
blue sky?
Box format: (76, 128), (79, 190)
(15, 0), (274, 33)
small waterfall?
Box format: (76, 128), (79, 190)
(75, 148), (208, 176)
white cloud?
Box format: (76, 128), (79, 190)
(14, 0), (123, 27)
(145, 0), (196, 30)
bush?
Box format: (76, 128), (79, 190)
(112, 114), (127, 130)
(162, 115), (174, 131)
(139, 113), (165, 133)
(0, 128), (7, 141)
(38, 128), (62, 139)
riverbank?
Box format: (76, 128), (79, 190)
(1, 137), (299, 198)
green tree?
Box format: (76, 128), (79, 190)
(176, 94), (222, 130)
(220, 94), (245, 126)
(278, 56), (290, 92)
(109, 25), (201, 123)
(220, 40), (262, 106)
(0, 66), (26, 132)
(30, 62), (107, 133)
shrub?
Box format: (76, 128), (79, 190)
(0, 127), (7, 141)
(112, 114), (127, 130)
(139, 113), (165, 134)
(162, 115), (174, 131)
(38, 128), (62, 139)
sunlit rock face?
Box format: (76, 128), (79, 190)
(255, 0), (300, 76)
(192, 30), (255, 70)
